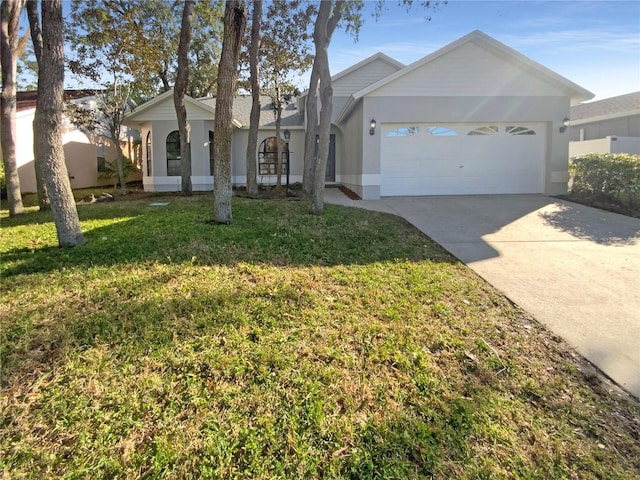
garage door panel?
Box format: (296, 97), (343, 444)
(381, 123), (545, 196)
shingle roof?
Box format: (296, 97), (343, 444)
(198, 95), (304, 128)
(570, 91), (640, 121)
(16, 89), (104, 112)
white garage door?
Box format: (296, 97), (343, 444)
(380, 123), (546, 196)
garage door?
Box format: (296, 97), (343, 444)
(380, 123), (546, 196)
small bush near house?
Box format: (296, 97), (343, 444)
(569, 153), (640, 217)
(98, 156), (139, 187)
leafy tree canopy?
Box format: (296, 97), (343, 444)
(66, 0), (223, 102)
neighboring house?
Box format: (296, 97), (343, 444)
(123, 30), (593, 200)
(568, 91), (640, 157)
(15, 90), (142, 194)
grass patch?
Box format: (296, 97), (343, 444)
(1, 196), (639, 479)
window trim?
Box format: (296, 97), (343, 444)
(209, 131), (214, 176)
(146, 131), (152, 176)
(97, 142), (106, 172)
(166, 130), (181, 176)
(258, 136), (289, 176)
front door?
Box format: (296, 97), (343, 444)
(316, 134), (336, 182)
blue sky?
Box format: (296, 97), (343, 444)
(325, 0), (640, 101)
(22, 1), (638, 102)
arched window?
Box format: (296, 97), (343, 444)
(146, 131), (152, 176)
(209, 131), (214, 175)
(166, 130), (181, 176)
(258, 136), (288, 175)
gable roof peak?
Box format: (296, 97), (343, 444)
(350, 30), (593, 104)
(331, 51), (405, 84)
(298, 52), (404, 102)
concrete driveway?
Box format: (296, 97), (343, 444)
(325, 189), (640, 397)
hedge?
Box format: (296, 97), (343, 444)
(569, 153), (640, 208)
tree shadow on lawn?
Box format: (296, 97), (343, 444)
(4, 268), (638, 478)
(3, 199), (640, 478)
(1, 197), (456, 278)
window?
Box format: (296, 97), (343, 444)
(209, 131), (214, 175)
(166, 130), (181, 176)
(506, 125), (536, 135)
(386, 126), (419, 137)
(468, 126), (498, 136)
(426, 126), (457, 136)
(97, 143), (106, 172)
(258, 136), (288, 176)
(146, 131), (152, 176)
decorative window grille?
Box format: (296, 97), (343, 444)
(468, 126), (499, 135)
(506, 125), (536, 135)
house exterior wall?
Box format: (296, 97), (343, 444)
(145, 119), (214, 192)
(336, 100), (366, 198)
(332, 59), (402, 96)
(131, 97), (215, 122)
(611, 136), (640, 154)
(357, 95), (570, 199)
(331, 96), (350, 124)
(569, 114), (640, 141)
(231, 128), (306, 186)
(143, 117), (306, 191)
(126, 34), (589, 199)
(15, 109), (36, 192)
(370, 42), (566, 98)
(16, 108), (139, 193)
(63, 131), (117, 189)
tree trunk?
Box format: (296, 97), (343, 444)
(274, 83), (282, 188)
(212, 0), (246, 224)
(309, 0), (342, 215)
(302, 60), (319, 195)
(110, 121), (127, 193)
(174, 0), (194, 196)
(160, 62), (170, 92)
(0, 0), (25, 216)
(310, 46), (332, 215)
(35, 0), (85, 246)
(26, 0), (49, 210)
(244, 0), (261, 198)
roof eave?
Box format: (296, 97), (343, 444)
(123, 89), (175, 123)
(570, 108), (640, 126)
(335, 96), (357, 125)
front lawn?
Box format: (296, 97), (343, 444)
(1, 196), (638, 479)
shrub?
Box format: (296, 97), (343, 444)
(98, 156), (139, 187)
(569, 153), (640, 208)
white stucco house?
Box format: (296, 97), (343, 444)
(123, 30), (593, 200)
(15, 90), (141, 193)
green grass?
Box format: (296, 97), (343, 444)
(1, 195), (639, 479)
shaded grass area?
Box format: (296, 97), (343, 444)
(1, 196), (639, 479)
